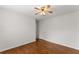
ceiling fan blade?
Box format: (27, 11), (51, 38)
(34, 7), (40, 10)
(48, 11), (53, 13)
(35, 13), (38, 15)
(46, 5), (51, 8)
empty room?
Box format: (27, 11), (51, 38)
(0, 5), (79, 54)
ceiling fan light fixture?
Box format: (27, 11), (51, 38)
(34, 5), (53, 16)
(40, 12), (45, 16)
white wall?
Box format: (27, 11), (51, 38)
(39, 11), (79, 50)
(0, 8), (36, 52)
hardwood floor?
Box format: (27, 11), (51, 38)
(1, 39), (79, 54)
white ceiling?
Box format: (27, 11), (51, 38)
(1, 5), (79, 20)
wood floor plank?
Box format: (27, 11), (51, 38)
(0, 39), (79, 54)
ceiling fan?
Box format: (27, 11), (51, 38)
(34, 5), (53, 16)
